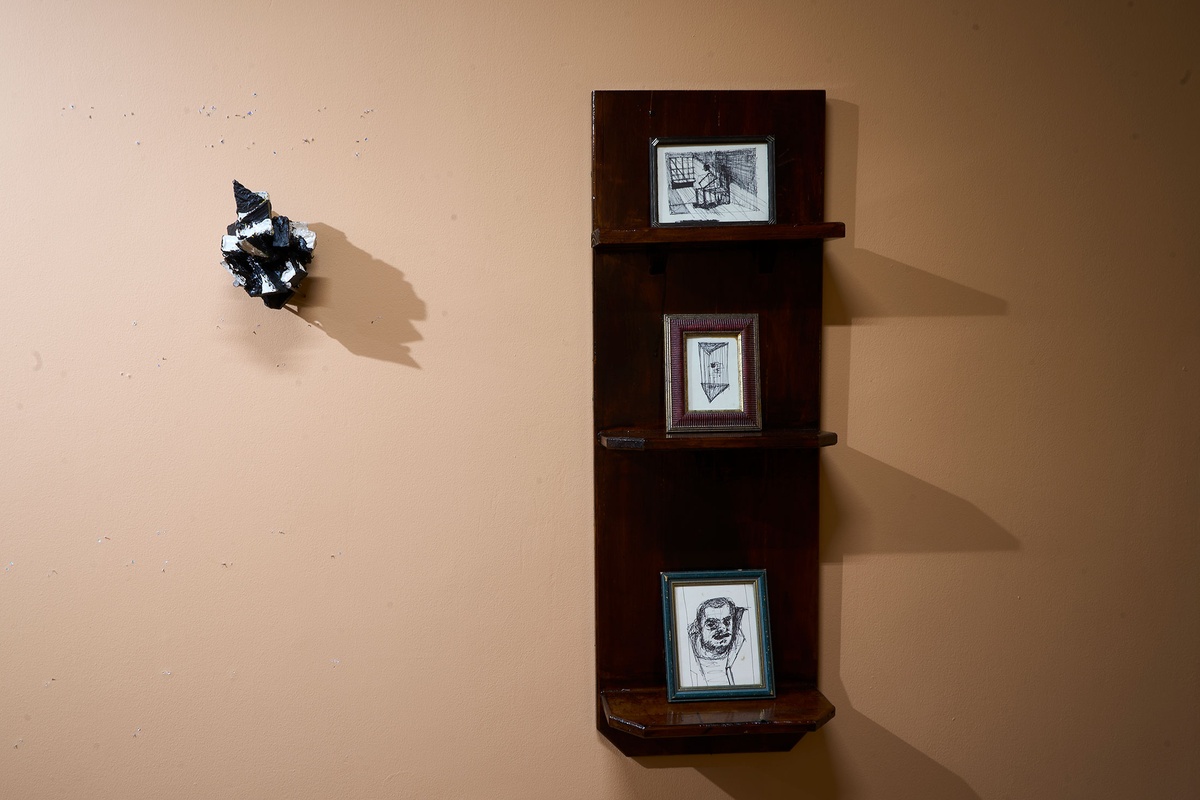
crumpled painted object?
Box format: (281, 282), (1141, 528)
(220, 181), (316, 309)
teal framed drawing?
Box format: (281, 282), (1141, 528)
(661, 569), (775, 702)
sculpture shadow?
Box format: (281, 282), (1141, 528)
(287, 223), (426, 367)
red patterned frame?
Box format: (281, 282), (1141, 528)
(664, 313), (761, 432)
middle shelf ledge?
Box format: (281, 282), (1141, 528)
(598, 427), (838, 451)
(592, 222), (847, 247)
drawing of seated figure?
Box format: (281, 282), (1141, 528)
(687, 597), (748, 686)
(692, 162), (731, 209)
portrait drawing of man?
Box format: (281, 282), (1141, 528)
(686, 596), (750, 686)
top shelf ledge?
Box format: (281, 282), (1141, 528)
(592, 222), (846, 248)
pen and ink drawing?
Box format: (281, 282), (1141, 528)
(686, 596), (747, 686)
(668, 150), (747, 213)
(685, 333), (742, 413)
(652, 138), (774, 226)
(662, 570), (775, 701)
(697, 341), (730, 402)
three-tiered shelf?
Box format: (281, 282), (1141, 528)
(592, 90), (844, 756)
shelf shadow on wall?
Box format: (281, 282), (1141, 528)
(819, 99), (1016, 560)
(820, 448), (1018, 559)
(287, 224), (426, 367)
(629, 705), (980, 800)
(797, 456), (1009, 799)
(824, 250), (1007, 323)
(823, 99), (1007, 324)
(620, 100), (1004, 798)
(695, 564), (983, 800)
(625, 559), (984, 799)
(620, 458), (1002, 795)
(612, 100), (1002, 799)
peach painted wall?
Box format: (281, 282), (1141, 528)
(2, 1), (1196, 798)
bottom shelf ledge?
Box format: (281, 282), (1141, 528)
(600, 685), (834, 740)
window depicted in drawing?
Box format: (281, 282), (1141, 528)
(665, 314), (761, 432)
(651, 137), (775, 226)
(662, 570), (775, 701)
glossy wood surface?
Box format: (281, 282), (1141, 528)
(592, 222), (845, 247)
(601, 686), (835, 738)
(598, 428), (837, 451)
(593, 91), (834, 756)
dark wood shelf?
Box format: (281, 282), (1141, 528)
(592, 222), (845, 248)
(601, 685), (834, 740)
(593, 90), (835, 758)
(599, 428), (837, 451)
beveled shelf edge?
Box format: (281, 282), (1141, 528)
(598, 428), (837, 451)
(601, 686), (835, 740)
(592, 222), (846, 247)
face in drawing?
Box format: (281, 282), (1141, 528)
(694, 598), (736, 659)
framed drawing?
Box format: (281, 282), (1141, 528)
(650, 136), (775, 226)
(661, 570), (775, 702)
(664, 313), (761, 432)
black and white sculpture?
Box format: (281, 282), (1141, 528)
(220, 181), (316, 309)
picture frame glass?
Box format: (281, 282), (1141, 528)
(684, 333), (743, 412)
(651, 138), (774, 226)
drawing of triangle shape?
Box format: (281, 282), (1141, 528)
(701, 382), (729, 402)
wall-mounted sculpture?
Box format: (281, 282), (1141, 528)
(220, 181), (316, 309)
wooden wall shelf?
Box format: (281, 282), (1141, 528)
(593, 90), (837, 757)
